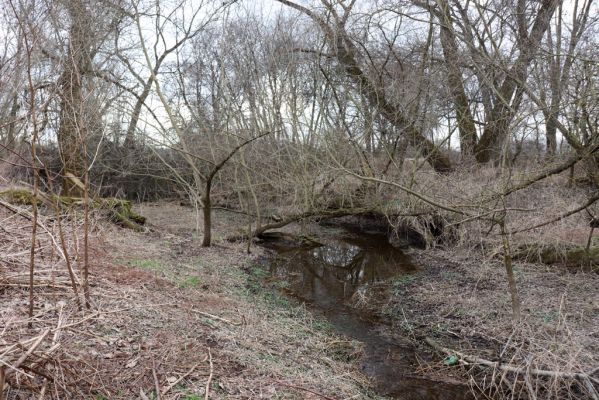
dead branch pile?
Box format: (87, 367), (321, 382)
(0, 199), (94, 398)
(426, 327), (599, 400)
(388, 247), (599, 400)
(0, 201), (230, 399)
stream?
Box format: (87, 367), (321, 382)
(262, 227), (473, 399)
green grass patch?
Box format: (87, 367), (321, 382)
(440, 271), (459, 280)
(311, 318), (333, 332)
(537, 311), (559, 324)
(127, 258), (165, 272)
(391, 274), (417, 292)
(180, 394), (202, 400)
(127, 258), (207, 291)
(179, 276), (201, 288)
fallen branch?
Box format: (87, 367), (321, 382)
(53, 312), (100, 331)
(139, 388), (151, 400)
(510, 193), (599, 234)
(190, 309), (240, 326)
(8, 329), (49, 373)
(205, 348), (213, 400)
(161, 359), (206, 396)
(1, 329), (51, 399)
(0, 199), (67, 261)
(152, 359), (162, 400)
(250, 208), (371, 238)
(425, 337), (599, 399)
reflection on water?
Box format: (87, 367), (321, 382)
(264, 230), (473, 400)
(270, 235), (415, 306)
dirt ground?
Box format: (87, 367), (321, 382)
(0, 201), (380, 399)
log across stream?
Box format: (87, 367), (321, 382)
(261, 226), (474, 399)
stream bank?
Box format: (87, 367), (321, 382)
(257, 214), (599, 399)
(259, 225), (474, 399)
(134, 201), (598, 399)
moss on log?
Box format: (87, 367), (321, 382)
(0, 189), (42, 206)
(100, 198), (146, 231)
(0, 188), (146, 231)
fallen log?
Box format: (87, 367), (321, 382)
(511, 243), (599, 267)
(0, 188), (146, 231)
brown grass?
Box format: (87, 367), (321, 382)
(0, 199), (379, 399)
(352, 241), (599, 399)
(334, 161), (599, 399)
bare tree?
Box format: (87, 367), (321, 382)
(274, 0), (454, 173)
(540, 0), (594, 156)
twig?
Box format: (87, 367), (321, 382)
(524, 370), (538, 400)
(36, 306), (64, 399)
(139, 388), (151, 400)
(205, 348), (213, 400)
(0, 282), (72, 290)
(2, 329), (50, 390)
(161, 359), (206, 396)
(191, 309), (240, 325)
(37, 380), (48, 400)
(583, 376), (599, 400)
(0, 359), (33, 379)
(0, 334), (44, 358)
(425, 337), (599, 395)
(52, 312), (100, 332)
(0, 199), (67, 261)
(510, 193), (599, 234)
(10, 329), (50, 372)
(152, 359), (162, 400)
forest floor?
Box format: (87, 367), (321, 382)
(0, 200), (381, 399)
(355, 245), (599, 398)
(2, 199), (598, 399)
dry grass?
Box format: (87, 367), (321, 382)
(352, 242), (599, 399)
(0, 198), (380, 399)
(3, 155), (599, 400)
(335, 161), (599, 399)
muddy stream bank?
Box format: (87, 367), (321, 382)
(260, 225), (474, 399)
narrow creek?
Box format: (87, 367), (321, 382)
(262, 227), (473, 399)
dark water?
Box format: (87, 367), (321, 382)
(264, 230), (473, 400)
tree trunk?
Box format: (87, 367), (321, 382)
(58, 1), (90, 197)
(336, 39), (453, 173)
(438, 0), (478, 157)
(201, 182), (212, 247)
(545, 113), (558, 156)
(123, 81), (152, 149)
(273, 0), (453, 173)
(58, 68), (85, 197)
(500, 220), (521, 320)
(474, 0), (560, 164)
